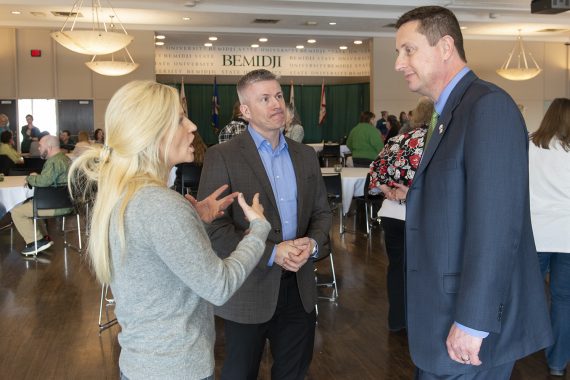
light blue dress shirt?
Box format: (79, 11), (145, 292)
(433, 66), (488, 339)
(248, 127), (298, 266)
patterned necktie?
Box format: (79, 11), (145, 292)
(425, 110), (439, 147)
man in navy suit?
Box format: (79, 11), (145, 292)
(388, 6), (552, 379)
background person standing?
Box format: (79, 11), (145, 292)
(20, 114), (41, 153)
(529, 97), (570, 377)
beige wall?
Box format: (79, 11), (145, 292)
(0, 28), (155, 130)
(2, 28), (568, 133)
(372, 36), (570, 132)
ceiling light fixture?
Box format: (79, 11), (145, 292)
(208, 36), (218, 41)
(50, 0), (133, 56)
(329, 22), (337, 26)
(354, 40), (363, 45)
(307, 39), (316, 44)
(11, 11), (21, 15)
(85, 48), (139, 76)
(259, 38), (268, 42)
(204, 42), (213, 47)
(182, 17), (190, 21)
(339, 46), (348, 50)
(155, 41), (165, 46)
(251, 44), (259, 48)
(83, 15), (138, 76)
(155, 35), (166, 40)
(496, 31), (542, 81)
(296, 45), (304, 49)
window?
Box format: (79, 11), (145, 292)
(17, 99), (58, 137)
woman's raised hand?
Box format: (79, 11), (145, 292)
(237, 193), (265, 222)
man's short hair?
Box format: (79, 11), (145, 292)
(395, 6), (466, 63)
(237, 69), (278, 103)
(60, 130), (70, 136)
(0, 130), (12, 143)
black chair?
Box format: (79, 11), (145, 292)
(99, 284), (118, 333)
(176, 163), (203, 197)
(353, 173), (384, 235)
(32, 186), (82, 256)
(0, 155), (14, 175)
(314, 239), (338, 302)
(322, 172), (344, 235)
(319, 143), (342, 167)
(0, 211), (14, 249)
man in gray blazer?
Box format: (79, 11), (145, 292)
(198, 69), (331, 380)
(387, 6), (552, 379)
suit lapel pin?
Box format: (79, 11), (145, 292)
(438, 124), (444, 134)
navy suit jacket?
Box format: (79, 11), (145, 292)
(405, 70), (552, 375)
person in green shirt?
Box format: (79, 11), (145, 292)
(347, 111), (384, 167)
(10, 134), (72, 256)
(0, 131), (24, 164)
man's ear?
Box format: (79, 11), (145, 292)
(439, 35), (455, 61)
(240, 104), (251, 121)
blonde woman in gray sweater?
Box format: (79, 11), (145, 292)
(69, 81), (270, 380)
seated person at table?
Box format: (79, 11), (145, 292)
(0, 131), (24, 164)
(93, 128), (105, 144)
(11, 135), (72, 256)
(347, 110), (384, 167)
(69, 131), (91, 159)
(59, 130), (76, 152)
(29, 131), (50, 157)
(0, 113), (12, 135)
(284, 103), (305, 143)
(173, 130), (207, 194)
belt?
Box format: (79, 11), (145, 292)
(281, 269), (295, 279)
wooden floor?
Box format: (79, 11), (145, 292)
(0, 209), (559, 379)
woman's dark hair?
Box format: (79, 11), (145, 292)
(1, 130), (12, 143)
(385, 115), (402, 140)
(93, 128), (104, 141)
(531, 98), (570, 151)
(359, 111), (376, 123)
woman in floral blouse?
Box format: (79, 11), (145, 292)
(369, 97), (433, 332)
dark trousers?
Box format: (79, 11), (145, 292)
(415, 361), (515, 380)
(381, 217), (406, 331)
(220, 274), (316, 380)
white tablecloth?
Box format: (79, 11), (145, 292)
(0, 176), (34, 213)
(321, 167), (369, 215)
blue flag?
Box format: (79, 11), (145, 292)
(211, 77), (220, 134)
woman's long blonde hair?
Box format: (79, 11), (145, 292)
(68, 81), (182, 284)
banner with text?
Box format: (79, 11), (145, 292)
(155, 45), (370, 77)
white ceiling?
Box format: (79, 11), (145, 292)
(0, 0), (569, 49)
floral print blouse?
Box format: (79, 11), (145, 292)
(369, 127), (428, 192)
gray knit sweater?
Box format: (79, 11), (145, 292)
(109, 186), (270, 379)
